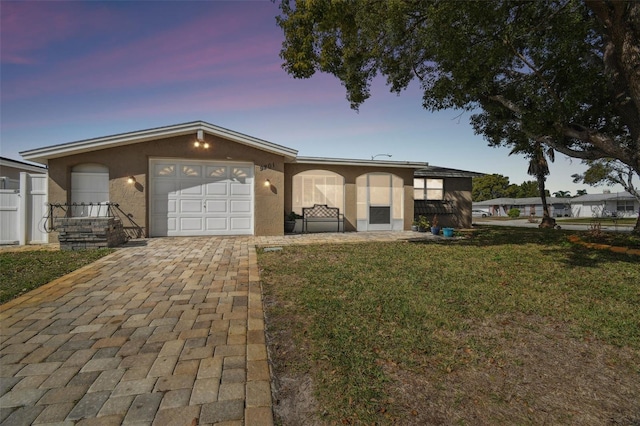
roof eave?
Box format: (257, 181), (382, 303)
(292, 156), (429, 169)
(20, 121), (298, 165)
(0, 157), (48, 173)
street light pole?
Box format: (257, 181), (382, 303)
(371, 154), (392, 160)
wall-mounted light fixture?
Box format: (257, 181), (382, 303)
(194, 130), (210, 149)
(264, 179), (271, 187)
(127, 176), (136, 184)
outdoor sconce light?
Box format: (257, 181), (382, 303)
(264, 179), (271, 187)
(127, 176), (136, 184)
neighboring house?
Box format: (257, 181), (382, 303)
(473, 197), (573, 217)
(0, 157), (47, 189)
(20, 121), (481, 238)
(570, 191), (639, 218)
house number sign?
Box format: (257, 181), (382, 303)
(260, 162), (276, 171)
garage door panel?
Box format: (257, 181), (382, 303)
(180, 217), (204, 231)
(179, 183), (205, 196)
(154, 164), (176, 177)
(230, 217), (252, 230)
(231, 167), (250, 179)
(154, 180), (177, 195)
(206, 182), (228, 196)
(230, 200), (251, 213)
(152, 216), (176, 235)
(206, 217), (228, 230)
(206, 166), (227, 177)
(180, 165), (202, 177)
(150, 159), (254, 237)
(152, 199), (176, 214)
(205, 200), (228, 213)
(230, 182), (251, 196)
(180, 199), (204, 214)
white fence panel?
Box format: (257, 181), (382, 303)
(0, 173), (48, 245)
(0, 190), (20, 244)
(25, 174), (49, 244)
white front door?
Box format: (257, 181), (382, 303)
(149, 159), (254, 237)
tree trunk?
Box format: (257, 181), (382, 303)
(537, 174), (556, 229)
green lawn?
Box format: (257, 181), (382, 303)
(259, 228), (640, 425)
(0, 249), (114, 304)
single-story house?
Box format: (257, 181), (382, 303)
(570, 191), (639, 218)
(20, 121), (480, 240)
(0, 157), (47, 189)
(473, 197), (573, 217)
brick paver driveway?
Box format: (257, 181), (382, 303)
(1, 231), (437, 425)
(0, 237), (272, 426)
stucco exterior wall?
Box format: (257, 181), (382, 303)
(443, 177), (473, 228)
(284, 163), (416, 231)
(47, 133), (286, 238)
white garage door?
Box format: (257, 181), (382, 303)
(149, 159), (254, 237)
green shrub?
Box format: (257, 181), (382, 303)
(508, 208), (521, 218)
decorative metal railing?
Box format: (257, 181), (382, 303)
(45, 202), (143, 238)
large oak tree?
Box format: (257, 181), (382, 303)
(278, 0), (640, 232)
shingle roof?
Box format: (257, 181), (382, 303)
(571, 192), (635, 202)
(415, 165), (484, 178)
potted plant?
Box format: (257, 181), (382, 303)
(430, 214), (441, 235)
(411, 219), (419, 232)
(417, 215), (430, 232)
(284, 211), (300, 233)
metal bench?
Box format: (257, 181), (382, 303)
(302, 204), (344, 233)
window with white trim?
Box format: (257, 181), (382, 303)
(292, 170), (344, 214)
(413, 178), (443, 200)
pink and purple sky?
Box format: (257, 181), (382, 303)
(0, 0), (620, 195)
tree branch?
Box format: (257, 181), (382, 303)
(503, 38), (564, 106)
(487, 95), (523, 115)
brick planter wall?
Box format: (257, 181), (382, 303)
(55, 217), (127, 250)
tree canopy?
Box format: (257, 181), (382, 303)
(472, 174), (549, 202)
(278, 0), (640, 231)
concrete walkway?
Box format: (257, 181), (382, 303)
(0, 231), (436, 425)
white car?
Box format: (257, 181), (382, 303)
(472, 209), (491, 218)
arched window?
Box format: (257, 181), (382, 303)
(71, 163), (109, 217)
(292, 170), (344, 214)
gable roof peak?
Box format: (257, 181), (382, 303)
(20, 121), (298, 165)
